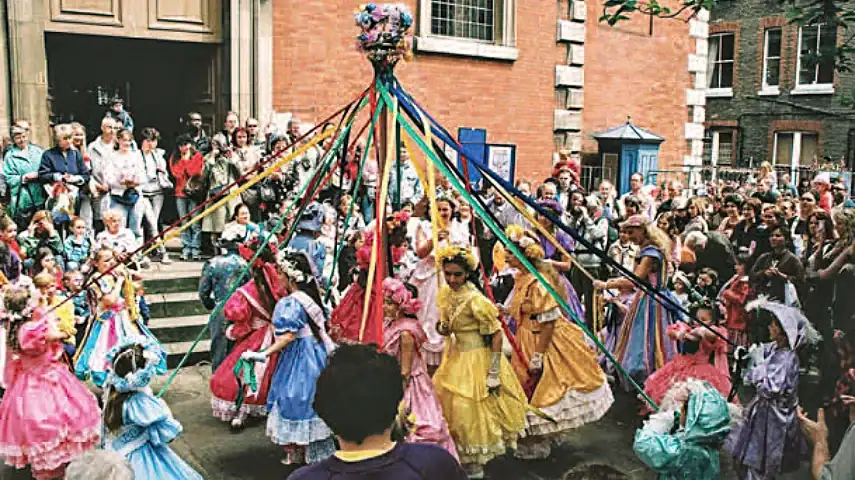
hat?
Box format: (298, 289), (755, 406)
(813, 172), (831, 185)
(620, 214), (649, 229)
(746, 296), (821, 349)
(297, 202), (324, 232)
(218, 223), (245, 249)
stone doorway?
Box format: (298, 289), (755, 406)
(45, 32), (222, 150)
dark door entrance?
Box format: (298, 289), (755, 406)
(45, 33), (221, 151)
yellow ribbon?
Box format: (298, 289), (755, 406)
(419, 108), (443, 288)
(359, 98), (399, 343)
(142, 127), (334, 257)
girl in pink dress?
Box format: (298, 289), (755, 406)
(210, 243), (287, 430)
(642, 301), (731, 410)
(0, 286), (101, 479)
(381, 278), (458, 459)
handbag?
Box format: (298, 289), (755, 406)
(183, 175), (207, 203)
(112, 189), (140, 207)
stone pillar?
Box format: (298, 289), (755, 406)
(0, 1), (12, 137)
(230, 0), (254, 119)
(685, 9), (710, 188)
(6, 0), (51, 146)
(255, 0), (274, 125)
(554, 0), (585, 158)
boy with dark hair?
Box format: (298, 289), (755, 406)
(289, 344), (465, 480)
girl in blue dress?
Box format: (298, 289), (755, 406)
(241, 249), (337, 465)
(103, 336), (203, 480)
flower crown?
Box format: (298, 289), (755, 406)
(354, 3), (414, 67)
(505, 225), (545, 261)
(382, 278), (422, 315)
(239, 237), (279, 269)
(104, 336), (164, 393)
(276, 249), (307, 284)
(436, 245), (478, 272)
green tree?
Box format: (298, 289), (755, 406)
(600, 0), (855, 72)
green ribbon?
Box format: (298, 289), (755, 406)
(157, 96), (368, 398)
(378, 83), (659, 412)
(233, 355), (259, 412)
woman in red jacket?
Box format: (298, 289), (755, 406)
(169, 135), (205, 261)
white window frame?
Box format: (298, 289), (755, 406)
(760, 28), (782, 95)
(706, 32), (735, 97)
(772, 131), (818, 183)
(710, 129), (734, 167)
(793, 24), (835, 95)
(415, 0), (518, 61)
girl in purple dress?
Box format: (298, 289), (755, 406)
(381, 278), (458, 459)
(727, 297), (818, 479)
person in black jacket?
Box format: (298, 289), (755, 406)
(38, 124), (90, 227)
(731, 197), (762, 261)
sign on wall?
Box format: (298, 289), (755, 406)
(486, 144), (516, 184)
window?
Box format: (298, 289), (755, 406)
(773, 131), (818, 182)
(707, 33), (735, 90)
(796, 24), (836, 90)
(430, 0), (496, 42)
(416, 0), (517, 61)
(762, 28), (782, 91)
(704, 129), (735, 167)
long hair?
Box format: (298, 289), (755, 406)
(103, 344), (146, 433)
(644, 223), (673, 264)
(4, 286), (31, 353)
(285, 251), (327, 344)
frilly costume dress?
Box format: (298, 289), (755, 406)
(408, 219), (471, 367)
(509, 271), (614, 458)
(642, 323), (731, 408)
(74, 271), (166, 386)
(431, 282), (527, 466)
(107, 387), (203, 479)
(210, 274), (284, 421)
(382, 316), (458, 458)
(613, 245), (678, 387)
(265, 292), (337, 464)
(634, 381), (734, 479)
(0, 311), (101, 479)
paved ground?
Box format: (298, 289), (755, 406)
(0, 364), (817, 479)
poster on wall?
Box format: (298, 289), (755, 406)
(486, 144), (516, 184)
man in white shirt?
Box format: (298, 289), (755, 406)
(82, 117), (117, 232)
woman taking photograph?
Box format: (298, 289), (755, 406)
(169, 135), (204, 261)
(138, 127), (172, 264)
(202, 135), (239, 248)
(232, 127), (261, 218)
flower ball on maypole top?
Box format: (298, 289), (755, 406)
(354, 3), (414, 75)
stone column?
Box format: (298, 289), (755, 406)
(254, 0), (274, 125)
(0, 0), (12, 137)
(230, 0), (255, 120)
(6, 0), (51, 146)
(554, 0), (585, 157)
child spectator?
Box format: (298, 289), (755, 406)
(63, 217), (92, 272)
(720, 254), (751, 350)
(95, 209), (140, 261)
(33, 271), (76, 353)
(62, 270), (90, 347)
(32, 247), (63, 288)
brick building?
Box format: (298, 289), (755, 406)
(705, 0), (855, 181)
(272, 1), (701, 184)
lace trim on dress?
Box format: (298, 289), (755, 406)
(521, 381), (614, 437)
(210, 396), (268, 421)
(265, 405), (333, 446)
(0, 425), (100, 471)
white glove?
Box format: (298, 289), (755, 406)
(643, 409), (677, 435)
(240, 351), (267, 362)
(487, 352), (501, 392)
(748, 344), (765, 366)
(529, 352), (544, 372)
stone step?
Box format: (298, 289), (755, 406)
(164, 339), (211, 369)
(149, 314), (208, 344)
(145, 276), (201, 295)
(147, 291), (209, 319)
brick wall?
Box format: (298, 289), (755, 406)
(707, 0), (855, 169)
(272, 0), (565, 182)
(581, 1), (695, 170)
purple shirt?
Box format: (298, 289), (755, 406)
(288, 442), (466, 480)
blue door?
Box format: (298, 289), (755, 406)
(638, 145), (660, 185)
(619, 145), (639, 194)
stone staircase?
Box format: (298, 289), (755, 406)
(143, 260), (211, 368)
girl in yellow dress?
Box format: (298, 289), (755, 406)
(504, 226), (614, 459)
(432, 246), (527, 479)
